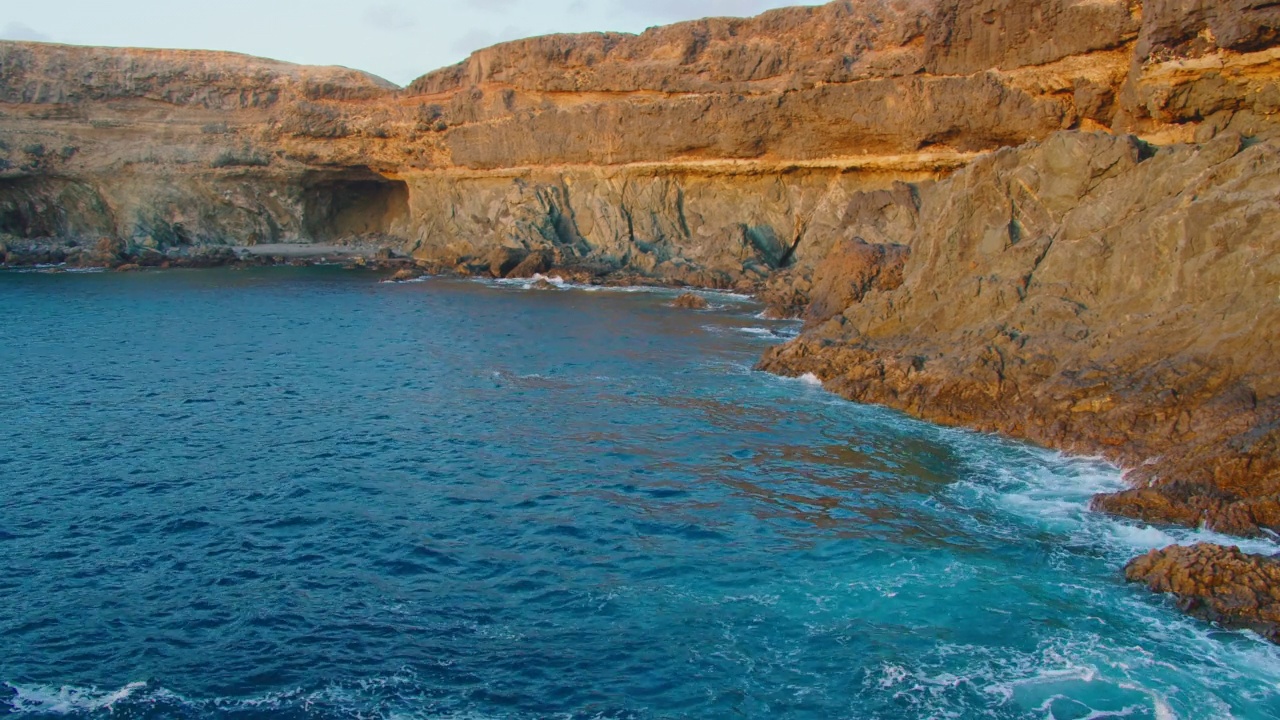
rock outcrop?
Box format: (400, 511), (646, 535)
(672, 292), (711, 310)
(759, 130), (1280, 538)
(2, 0), (1280, 637)
(1126, 544), (1280, 641)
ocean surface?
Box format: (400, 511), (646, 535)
(1, 267), (1278, 720)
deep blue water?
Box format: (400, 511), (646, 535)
(1, 268), (1278, 720)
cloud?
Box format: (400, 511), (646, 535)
(0, 21), (52, 43)
(363, 4), (417, 32)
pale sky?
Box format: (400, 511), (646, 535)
(0, 0), (824, 86)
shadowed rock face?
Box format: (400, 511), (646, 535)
(2, 0), (1280, 638)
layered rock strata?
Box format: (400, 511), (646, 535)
(2, 0), (1280, 637)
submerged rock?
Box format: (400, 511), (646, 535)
(1126, 544), (1280, 642)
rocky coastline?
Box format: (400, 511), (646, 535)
(3, 0), (1280, 639)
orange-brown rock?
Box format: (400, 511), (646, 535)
(671, 293), (711, 310)
(1125, 544), (1280, 642)
(803, 237), (908, 326)
(389, 268), (424, 282)
(758, 130), (1280, 543)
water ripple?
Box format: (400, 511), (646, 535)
(0, 268), (1277, 719)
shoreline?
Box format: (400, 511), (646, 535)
(6, 254), (1277, 643)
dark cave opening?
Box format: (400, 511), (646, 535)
(0, 178), (60, 238)
(301, 168), (410, 242)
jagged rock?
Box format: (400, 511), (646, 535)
(390, 268), (424, 282)
(804, 238), (908, 326)
(1125, 544), (1280, 642)
(671, 293), (710, 310)
(759, 131), (1280, 547)
(758, 271), (812, 319)
(114, 263), (142, 272)
(1094, 487), (1280, 538)
(93, 236), (127, 267)
(507, 251), (553, 279)
(485, 246), (528, 278)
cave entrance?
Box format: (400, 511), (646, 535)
(0, 177), (112, 239)
(301, 168), (410, 242)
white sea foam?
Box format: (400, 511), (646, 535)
(736, 327), (781, 338)
(879, 631), (1269, 720)
(5, 681), (148, 714)
(946, 437), (1280, 559)
(3, 670), (471, 718)
(489, 274), (650, 294)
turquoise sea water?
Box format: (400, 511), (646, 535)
(1, 268), (1278, 720)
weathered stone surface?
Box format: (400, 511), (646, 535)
(390, 268), (424, 282)
(1126, 544), (1280, 641)
(924, 0), (1141, 75)
(671, 293), (711, 310)
(0, 43), (396, 107)
(760, 131), (1280, 542)
(804, 237), (908, 325)
(507, 250), (553, 279)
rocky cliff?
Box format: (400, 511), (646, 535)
(2, 0), (1279, 637)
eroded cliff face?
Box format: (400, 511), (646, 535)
(759, 130), (1280, 533)
(2, 0), (1264, 278)
(2, 0), (1280, 637)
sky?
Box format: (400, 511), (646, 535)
(0, 0), (824, 86)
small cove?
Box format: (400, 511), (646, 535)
(1, 267), (1277, 719)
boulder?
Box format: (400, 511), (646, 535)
(671, 293), (710, 310)
(390, 268), (424, 282)
(93, 236), (127, 267)
(487, 246), (529, 278)
(507, 250), (553, 279)
(1126, 543), (1280, 642)
(804, 238), (909, 326)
